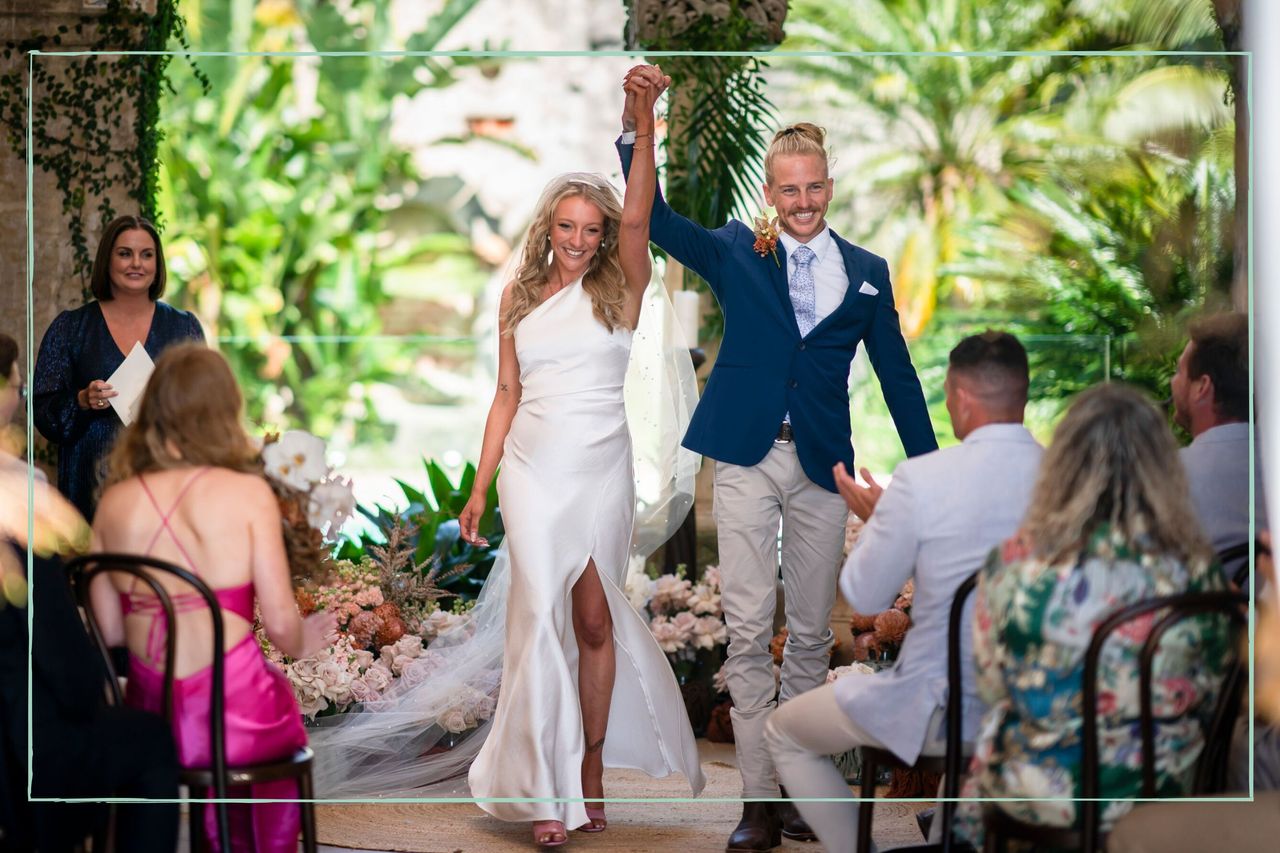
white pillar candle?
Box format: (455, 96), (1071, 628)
(673, 290), (700, 348)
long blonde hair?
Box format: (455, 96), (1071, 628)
(106, 343), (259, 484)
(1023, 383), (1210, 565)
(501, 173), (629, 335)
(764, 122), (830, 184)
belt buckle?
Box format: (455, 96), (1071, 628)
(775, 423), (794, 444)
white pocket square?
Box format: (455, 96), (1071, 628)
(858, 281), (879, 296)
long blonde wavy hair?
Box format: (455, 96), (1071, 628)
(1023, 382), (1211, 565)
(106, 343), (259, 485)
(501, 173), (629, 335)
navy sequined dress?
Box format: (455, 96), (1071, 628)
(33, 301), (204, 520)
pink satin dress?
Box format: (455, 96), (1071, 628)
(121, 468), (307, 853)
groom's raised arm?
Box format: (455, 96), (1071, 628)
(616, 136), (734, 298)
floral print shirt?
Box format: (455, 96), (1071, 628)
(953, 525), (1229, 846)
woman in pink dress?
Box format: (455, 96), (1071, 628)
(89, 343), (337, 853)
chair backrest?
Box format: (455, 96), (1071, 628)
(65, 552), (232, 848)
(1216, 541), (1252, 589)
(1079, 589), (1247, 851)
(940, 569), (979, 853)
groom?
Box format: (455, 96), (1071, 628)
(619, 67), (936, 851)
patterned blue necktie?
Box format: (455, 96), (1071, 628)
(789, 244), (817, 336)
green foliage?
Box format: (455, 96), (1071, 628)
(0, 0), (201, 295)
(159, 0), (486, 440)
(340, 458), (504, 602)
(632, 3), (780, 342)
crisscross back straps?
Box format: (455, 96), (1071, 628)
(122, 467), (213, 663)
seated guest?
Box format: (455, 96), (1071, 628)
(89, 343), (336, 853)
(1171, 312), (1265, 582)
(0, 375), (178, 851)
(953, 383), (1231, 847)
(1105, 529), (1280, 852)
(765, 331), (1044, 853)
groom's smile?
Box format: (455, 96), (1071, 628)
(763, 153), (834, 243)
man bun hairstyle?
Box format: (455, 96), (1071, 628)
(764, 122), (829, 184)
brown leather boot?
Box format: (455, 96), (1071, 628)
(778, 786), (818, 842)
(725, 801), (781, 852)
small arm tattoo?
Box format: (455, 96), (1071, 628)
(499, 383), (510, 392)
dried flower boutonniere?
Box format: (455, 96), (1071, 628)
(752, 213), (781, 267)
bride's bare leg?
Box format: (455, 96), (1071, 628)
(572, 558), (614, 827)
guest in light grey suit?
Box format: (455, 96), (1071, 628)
(764, 332), (1044, 853)
(1171, 312), (1266, 582)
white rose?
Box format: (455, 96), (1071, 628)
(439, 708), (471, 733)
(262, 430), (328, 490)
(352, 649), (375, 671)
(625, 574), (653, 613)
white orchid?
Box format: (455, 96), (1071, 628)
(262, 429), (328, 490)
(307, 477), (356, 537)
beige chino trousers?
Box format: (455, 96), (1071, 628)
(713, 440), (849, 797)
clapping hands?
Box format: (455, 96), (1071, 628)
(833, 462), (884, 522)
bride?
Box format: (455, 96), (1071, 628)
(308, 68), (704, 846)
(459, 68), (704, 846)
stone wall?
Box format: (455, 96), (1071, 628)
(0, 0), (151, 365)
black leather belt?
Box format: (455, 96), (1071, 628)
(775, 422), (794, 443)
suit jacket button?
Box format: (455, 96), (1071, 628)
(789, 379), (798, 388)
(797, 342), (806, 351)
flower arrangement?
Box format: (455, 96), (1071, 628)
(260, 429), (355, 585)
(256, 506), (488, 724)
(628, 564), (729, 677)
(628, 564), (729, 735)
(751, 212), (781, 266)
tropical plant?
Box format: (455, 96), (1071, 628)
(340, 458), (504, 601)
(626, 0), (783, 342)
(781, 0), (1105, 337)
(158, 0), (487, 441)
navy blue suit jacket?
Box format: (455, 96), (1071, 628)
(618, 139), (937, 492)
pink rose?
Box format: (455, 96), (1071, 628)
(349, 677), (378, 705)
(363, 662), (393, 692)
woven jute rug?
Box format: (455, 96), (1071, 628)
(316, 742), (931, 852)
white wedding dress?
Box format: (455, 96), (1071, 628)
(467, 277), (706, 827)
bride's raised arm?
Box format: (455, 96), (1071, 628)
(618, 66), (669, 317)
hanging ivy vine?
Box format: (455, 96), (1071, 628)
(0, 0), (206, 297)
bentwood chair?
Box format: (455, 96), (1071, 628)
(855, 570), (980, 853)
(1217, 540), (1255, 590)
(66, 553), (318, 853)
(980, 589), (1248, 853)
